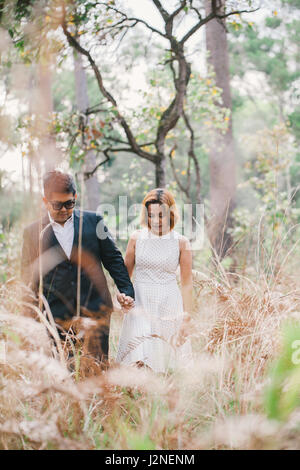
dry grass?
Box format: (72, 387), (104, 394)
(1, 241), (300, 450)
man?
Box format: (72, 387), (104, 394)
(21, 170), (134, 365)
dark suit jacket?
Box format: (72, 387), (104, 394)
(21, 208), (134, 322)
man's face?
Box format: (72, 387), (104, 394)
(43, 192), (77, 225)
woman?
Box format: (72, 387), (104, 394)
(116, 188), (194, 373)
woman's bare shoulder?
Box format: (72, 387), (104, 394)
(177, 233), (191, 250)
(129, 229), (144, 241)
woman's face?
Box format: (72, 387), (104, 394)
(147, 203), (171, 235)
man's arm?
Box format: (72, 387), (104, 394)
(96, 215), (135, 300)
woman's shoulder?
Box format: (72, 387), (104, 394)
(129, 228), (146, 241)
(174, 231), (191, 250)
(171, 229), (185, 239)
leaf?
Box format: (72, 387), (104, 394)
(127, 433), (155, 450)
(264, 322), (300, 421)
(91, 128), (103, 138)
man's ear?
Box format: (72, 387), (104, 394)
(75, 193), (78, 199)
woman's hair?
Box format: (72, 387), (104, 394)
(140, 188), (179, 230)
(43, 170), (77, 200)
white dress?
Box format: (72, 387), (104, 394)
(116, 227), (194, 373)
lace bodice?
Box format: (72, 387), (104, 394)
(134, 227), (181, 285)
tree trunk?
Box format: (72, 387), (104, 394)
(205, 0), (236, 260)
(36, 63), (60, 173)
(155, 154), (166, 188)
(73, 49), (101, 211)
(28, 156), (33, 195)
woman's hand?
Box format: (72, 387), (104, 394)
(176, 312), (193, 347)
(117, 292), (134, 312)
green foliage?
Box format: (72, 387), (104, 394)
(264, 322), (300, 421)
(0, 172), (38, 282)
(281, 0), (300, 6)
(288, 110), (300, 141)
(229, 2), (300, 214)
(265, 16), (282, 28)
(228, 123), (300, 274)
(125, 431), (156, 450)
(244, 123), (299, 229)
(229, 6), (300, 96)
(52, 71), (76, 112)
(14, 0), (35, 21)
(0, 171), (33, 228)
(231, 90), (245, 112)
(0, 222), (21, 283)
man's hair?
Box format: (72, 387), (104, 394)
(43, 170), (77, 200)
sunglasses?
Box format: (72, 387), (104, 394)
(48, 198), (76, 211)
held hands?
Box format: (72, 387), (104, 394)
(117, 292), (134, 312)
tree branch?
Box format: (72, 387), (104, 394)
(83, 153), (110, 179)
(152, 0), (170, 22)
(108, 137), (155, 148)
(168, 144), (191, 201)
(152, 0), (189, 40)
(180, 11), (216, 44)
(95, 2), (167, 39)
(167, 110), (203, 204)
(165, 1), (187, 37)
(216, 8), (260, 20)
(61, 9), (156, 164)
(169, 1), (187, 21)
(180, 4), (259, 44)
(183, 110), (202, 204)
(103, 146), (155, 159)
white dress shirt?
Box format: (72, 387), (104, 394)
(48, 211), (74, 259)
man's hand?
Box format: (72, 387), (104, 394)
(117, 293), (134, 312)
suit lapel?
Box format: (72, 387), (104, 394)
(70, 209), (80, 262)
(40, 212), (68, 261)
(39, 209), (83, 266)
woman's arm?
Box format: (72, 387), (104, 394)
(179, 236), (193, 314)
(116, 232), (138, 311)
